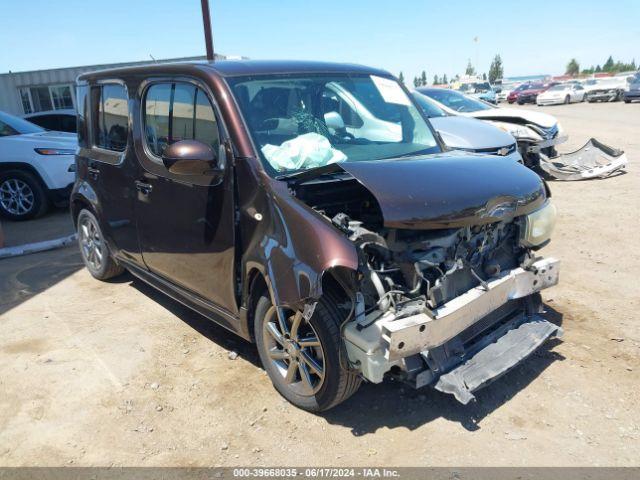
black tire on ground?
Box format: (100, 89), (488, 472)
(624, 99), (631, 103)
(77, 209), (124, 280)
(617, 91), (626, 102)
(0, 170), (50, 221)
(254, 290), (361, 412)
(564, 95), (570, 104)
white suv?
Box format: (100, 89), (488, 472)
(0, 111), (76, 220)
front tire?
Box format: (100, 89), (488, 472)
(0, 170), (50, 221)
(564, 95), (570, 104)
(77, 209), (124, 280)
(254, 291), (361, 412)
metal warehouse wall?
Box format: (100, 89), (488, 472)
(0, 55), (223, 116)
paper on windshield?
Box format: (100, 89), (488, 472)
(371, 75), (411, 106)
(262, 132), (347, 172)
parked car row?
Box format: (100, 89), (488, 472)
(500, 72), (639, 106)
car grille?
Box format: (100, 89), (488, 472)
(474, 143), (517, 156)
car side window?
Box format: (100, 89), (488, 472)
(0, 120), (19, 137)
(92, 83), (129, 152)
(144, 82), (220, 159)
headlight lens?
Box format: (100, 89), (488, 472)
(520, 201), (557, 247)
(492, 122), (542, 141)
(34, 148), (76, 155)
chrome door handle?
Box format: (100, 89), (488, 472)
(135, 181), (153, 195)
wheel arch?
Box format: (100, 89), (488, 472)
(0, 162), (48, 190)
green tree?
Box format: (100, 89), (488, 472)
(443, 74), (449, 84)
(595, 64), (602, 73)
(413, 76), (420, 88)
(398, 71), (405, 84)
(603, 56), (615, 72)
(482, 72), (487, 80)
(420, 70), (427, 86)
(433, 74), (439, 85)
(565, 58), (580, 76)
(465, 59), (475, 76)
(488, 54), (504, 83)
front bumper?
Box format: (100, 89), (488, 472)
(537, 97), (564, 106)
(587, 90), (619, 101)
(517, 94), (537, 103)
(344, 257), (561, 397)
(526, 133), (568, 153)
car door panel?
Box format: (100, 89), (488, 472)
(80, 83), (141, 264)
(133, 80), (238, 315)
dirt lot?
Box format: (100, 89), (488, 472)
(1, 102), (638, 467)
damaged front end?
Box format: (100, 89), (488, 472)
(289, 156), (562, 404)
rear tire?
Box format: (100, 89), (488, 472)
(77, 209), (124, 280)
(0, 170), (50, 221)
(254, 290), (361, 412)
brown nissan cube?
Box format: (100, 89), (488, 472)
(72, 60), (561, 411)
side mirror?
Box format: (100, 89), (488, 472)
(161, 140), (219, 176)
(324, 111), (346, 132)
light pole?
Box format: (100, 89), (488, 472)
(201, 0), (215, 61)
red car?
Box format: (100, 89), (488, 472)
(506, 83), (532, 104)
(512, 82), (560, 105)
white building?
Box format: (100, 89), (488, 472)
(0, 55), (229, 116)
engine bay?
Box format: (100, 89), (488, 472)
(291, 176), (529, 316)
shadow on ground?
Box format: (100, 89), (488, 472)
(127, 273), (566, 434)
(0, 246), (83, 315)
(1, 242), (566, 434)
(128, 276), (261, 367)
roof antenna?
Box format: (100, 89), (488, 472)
(200, 0), (215, 61)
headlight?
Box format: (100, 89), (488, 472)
(520, 201), (557, 247)
(491, 121), (542, 141)
(34, 148), (76, 155)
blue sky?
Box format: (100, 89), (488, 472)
(1, 0), (638, 81)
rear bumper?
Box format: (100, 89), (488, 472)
(344, 257), (561, 399)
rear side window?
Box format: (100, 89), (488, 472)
(144, 82), (220, 159)
(92, 84), (129, 152)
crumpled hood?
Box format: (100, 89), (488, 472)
(430, 116), (516, 150)
(468, 107), (557, 128)
(339, 153), (546, 229)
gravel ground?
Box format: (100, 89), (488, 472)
(0, 101), (638, 467)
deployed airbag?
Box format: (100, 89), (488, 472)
(262, 132), (347, 171)
(540, 138), (627, 181)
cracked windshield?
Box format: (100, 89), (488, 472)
(229, 74), (439, 175)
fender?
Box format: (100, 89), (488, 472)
(237, 160), (359, 315)
(70, 177), (100, 223)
